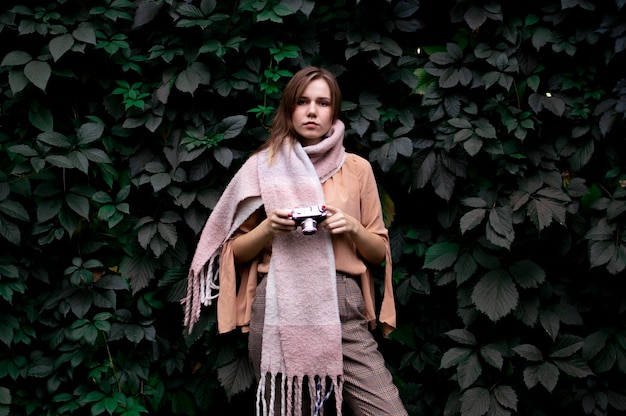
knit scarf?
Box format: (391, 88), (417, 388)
(184, 120), (347, 416)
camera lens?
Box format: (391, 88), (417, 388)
(301, 218), (317, 235)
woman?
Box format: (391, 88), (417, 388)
(185, 67), (407, 416)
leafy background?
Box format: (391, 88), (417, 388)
(1, 0), (626, 415)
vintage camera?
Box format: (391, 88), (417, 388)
(288, 205), (328, 235)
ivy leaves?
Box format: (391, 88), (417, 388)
(0, 23), (96, 93)
(1, 51), (51, 92)
(586, 186), (626, 274)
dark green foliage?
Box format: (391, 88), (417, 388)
(1, 0), (626, 414)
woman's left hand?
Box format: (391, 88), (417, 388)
(322, 205), (360, 236)
(322, 205), (386, 264)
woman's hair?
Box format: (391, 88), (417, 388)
(259, 66), (342, 161)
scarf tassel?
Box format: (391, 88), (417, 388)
(182, 252), (220, 332)
(256, 372), (343, 416)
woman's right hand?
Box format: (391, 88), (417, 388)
(232, 208), (295, 263)
(266, 208), (297, 236)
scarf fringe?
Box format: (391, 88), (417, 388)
(182, 253), (220, 332)
(256, 372), (343, 416)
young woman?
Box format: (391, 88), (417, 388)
(185, 67), (407, 416)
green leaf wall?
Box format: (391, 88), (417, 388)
(1, 0), (625, 415)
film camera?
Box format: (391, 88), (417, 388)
(288, 205), (328, 235)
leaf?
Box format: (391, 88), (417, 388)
(553, 358), (593, 378)
(532, 27), (553, 50)
(542, 95), (565, 116)
(423, 242), (459, 270)
(38, 131), (72, 148)
(217, 356), (256, 399)
(0, 219), (21, 246)
(474, 119), (497, 139)
(526, 197), (564, 231)
(607, 391), (626, 411)
(458, 353), (482, 389)
(125, 324), (146, 343)
(0, 200), (30, 221)
(28, 355), (55, 378)
(493, 385), (517, 410)
(472, 270), (519, 321)
(537, 361), (559, 392)
(213, 147), (233, 168)
(509, 260), (545, 289)
(77, 122), (105, 145)
(607, 245), (626, 275)
(371, 143), (397, 172)
(381, 37), (402, 56)
(29, 105), (53, 132)
(445, 329), (477, 345)
(175, 62), (211, 94)
(539, 309), (560, 340)
(1, 50), (32, 66)
(413, 150), (437, 189)
(68, 151), (89, 174)
(462, 197), (488, 208)
(0, 314), (19, 346)
(137, 222), (157, 249)
(480, 345), (504, 370)
(454, 253), (477, 284)
(588, 240), (615, 268)
(150, 173), (172, 192)
(66, 192), (90, 218)
(462, 136), (482, 156)
(464, 6), (487, 30)
(460, 386), (490, 416)
(568, 138), (594, 171)
(440, 347), (472, 369)
(459, 209), (487, 234)
(37, 197), (63, 222)
(431, 162), (456, 201)
(80, 148), (112, 163)
(69, 291), (93, 319)
(23, 60), (51, 91)
(582, 331), (608, 360)
(72, 24), (97, 45)
(157, 222), (178, 247)
(585, 219), (615, 241)
(549, 335), (584, 358)
(553, 303), (583, 326)
(449, 118), (473, 129)
(218, 115), (247, 139)
(394, 137), (413, 157)
(119, 255), (156, 295)
(133, 0), (164, 28)
(430, 52), (456, 66)
(394, 1), (420, 18)
(49, 34), (75, 62)
(8, 69), (29, 94)
(607, 200), (626, 219)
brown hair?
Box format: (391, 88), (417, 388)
(259, 66), (342, 161)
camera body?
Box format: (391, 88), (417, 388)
(289, 205), (328, 235)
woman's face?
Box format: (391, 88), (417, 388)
(292, 78), (334, 146)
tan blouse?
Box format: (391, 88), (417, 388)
(216, 153), (397, 336)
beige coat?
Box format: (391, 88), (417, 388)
(215, 153), (397, 336)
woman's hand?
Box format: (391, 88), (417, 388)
(323, 205), (386, 264)
(322, 205), (360, 236)
(266, 208), (297, 235)
(232, 208), (295, 263)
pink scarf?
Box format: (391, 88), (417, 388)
(184, 120), (347, 415)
